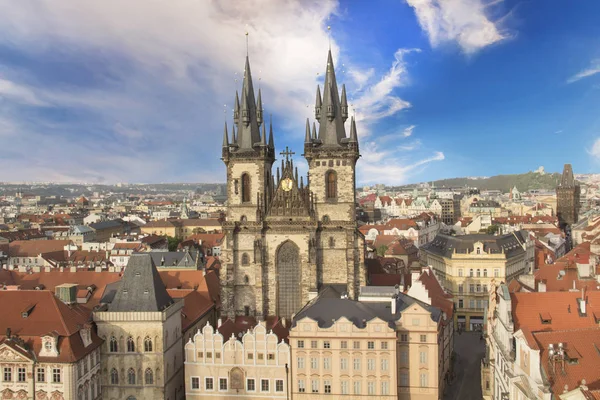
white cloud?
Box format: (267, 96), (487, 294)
(0, 78), (48, 106)
(567, 60), (600, 84)
(405, 0), (507, 54)
(347, 67), (374, 90)
(589, 138), (600, 160)
(114, 123), (143, 139)
(402, 125), (416, 137)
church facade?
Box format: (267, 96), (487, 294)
(220, 51), (366, 319)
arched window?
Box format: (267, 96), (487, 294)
(241, 253), (250, 265)
(110, 368), (119, 384)
(128, 368), (136, 385)
(145, 368), (154, 384)
(144, 337), (153, 352)
(322, 215), (330, 223)
(244, 275), (249, 284)
(241, 173), (251, 203)
(329, 237), (335, 248)
(326, 171), (337, 199)
(476, 269), (481, 277)
(127, 336), (135, 352)
(109, 336), (118, 352)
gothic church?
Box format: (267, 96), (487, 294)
(220, 50), (366, 319)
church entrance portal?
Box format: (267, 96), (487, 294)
(276, 241), (301, 317)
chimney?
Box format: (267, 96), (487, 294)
(391, 295), (397, 315)
(580, 288), (587, 315)
(217, 318), (222, 328)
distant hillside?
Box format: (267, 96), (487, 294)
(432, 172), (562, 192)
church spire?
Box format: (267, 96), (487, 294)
(315, 85), (322, 121)
(305, 118), (311, 143)
(268, 117), (275, 149)
(341, 84), (348, 122)
(312, 121), (317, 140)
(261, 120), (267, 146)
(256, 88), (263, 126)
(233, 91), (240, 123)
(222, 122), (229, 148)
(349, 116), (358, 143)
(317, 49), (346, 147)
(235, 56), (261, 151)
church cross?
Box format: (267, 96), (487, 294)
(280, 146), (295, 161)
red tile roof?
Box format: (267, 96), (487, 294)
(417, 267), (454, 318)
(8, 240), (71, 257)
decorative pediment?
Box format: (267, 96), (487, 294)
(267, 156), (313, 219)
(35, 391), (47, 400)
(39, 335), (59, 358)
(2, 389), (14, 400)
(0, 343), (32, 363)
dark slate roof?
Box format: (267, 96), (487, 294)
(149, 250), (199, 268)
(471, 200), (501, 208)
(108, 254), (173, 312)
(293, 291), (441, 330)
(421, 231), (528, 258)
(89, 219), (124, 231)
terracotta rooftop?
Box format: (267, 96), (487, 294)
(8, 240), (71, 257)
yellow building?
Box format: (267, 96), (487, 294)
(141, 219), (222, 240)
(289, 286), (451, 400)
(420, 232), (534, 331)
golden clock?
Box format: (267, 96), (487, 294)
(281, 178), (293, 192)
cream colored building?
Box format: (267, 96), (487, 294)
(0, 290), (103, 400)
(420, 232), (534, 331)
(94, 254), (185, 400)
(184, 320), (290, 398)
(290, 287), (451, 400)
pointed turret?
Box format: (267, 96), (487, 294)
(260, 121), (267, 146)
(233, 91), (240, 123)
(341, 84), (348, 122)
(232, 125), (237, 145)
(235, 56), (262, 151)
(315, 85), (322, 121)
(349, 116), (358, 143)
(312, 122), (317, 140)
(268, 119), (274, 149)
(222, 122), (229, 148)
(316, 50), (346, 147)
(256, 88), (263, 126)
(305, 119), (311, 143)
(561, 164), (575, 187)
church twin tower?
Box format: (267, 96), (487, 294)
(221, 50), (366, 319)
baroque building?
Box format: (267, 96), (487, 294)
(556, 163), (581, 227)
(220, 50), (366, 319)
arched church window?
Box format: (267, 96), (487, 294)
(244, 275), (249, 284)
(127, 368), (136, 385)
(241, 173), (251, 203)
(145, 368), (154, 384)
(240, 215), (247, 223)
(322, 215), (330, 223)
(110, 368), (118, 384)
(144, 337), (153, 352)
(326, 171), (337, 199)
(241, 253), (250, 265)
(127, 336), (135, 352)
(109, 336), (118, 352)
(329, 237), (335, 248)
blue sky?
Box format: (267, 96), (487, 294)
(0, 0), (599, 185)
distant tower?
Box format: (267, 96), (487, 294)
(180, 197), (189, 219)
(556, 163), (580, 227)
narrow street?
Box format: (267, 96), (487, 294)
(444, 331), (486, 400)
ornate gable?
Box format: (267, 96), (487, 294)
(0, 342), (33, 363)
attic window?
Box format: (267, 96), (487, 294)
(144, 290), (149, 294)
(123, 289), (128, 294)
(539, 312), (552, 324)
(135, 272), (141, 277)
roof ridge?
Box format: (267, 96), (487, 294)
(48, 292), (72, 335)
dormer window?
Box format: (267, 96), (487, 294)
(45, 341), (52, 352)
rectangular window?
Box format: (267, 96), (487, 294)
(476, 284), (481, 293)
(400, 350), (408, 364)
(311, 340), (318, 349)
(247, 378), (255, 391)
(368, 381), (375, 395)
(494, 268), (499, 277)
(381, 341), (388, 350)
(353, 341), (360, 349)
(484, 269), (488, 277)
(400, 334), (408, 342)
(420, 372), (428, 387)
(458, 268), (463, 277)
(469, 284), (475, 293)
(340, 358), (348, 370)
(470, 299), (475, 309)
(323, 341), (331, 349)
(382, 381), (389, 395)
(17, 368), (25, 382)
(381, 358), (389, 371)
(420, 334), (427, 343)
(483, 285), (488, 294)
(323, 357), (331, 370)
(37, 368), (45, 382)
(257, 353), (264, 360)
(412, 318), (420, 326)
(353, 358), (361, 370)
(341, 340), (348, 349)
(470, 269), (474, 277)
(219, 378), (228, 391)
(261, 379), (270, 392)
(367, 341), (375, 349)
(459, 299), (464, 308)
(247, 353), (253, 360)
(3, 367), (11, 382)
(458, 284), (463, 294)
(298, 380), (305, 393)
(297, 357), (305, 369)
(276, 379), (284, 392)
(268, 353), (275, 360)
(206, 351), (212, 358)
(324, 380), (331, 394)
(353, 381), (361, 395)
(297, 340), (304, 348)
(367, 358), (375, 371)
(477, 299), (483, 309)
(215, 352), (221, 359)
(311, 379), (319, 393)
(400, 371), (409, 386)
(52, 368), (61, 383)
(191, 377), (200, 389)
(311, 357), (318, 369)
(206, 377), (214, 390)
(341, 381), (349, 394)
(420, 351), (427, 364)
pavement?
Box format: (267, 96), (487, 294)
(443, 331), (486, 400)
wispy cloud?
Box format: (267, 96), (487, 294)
(402, 125), (416, 137)
(567, 60), (600, 84)
(405, 0), (508, 54)
(589, 138), (600, 160)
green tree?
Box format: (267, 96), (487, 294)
(167, 236), (181, 252)
(376, 245), (388, 257)
(486, 225), (500, 235)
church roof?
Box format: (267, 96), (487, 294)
(560, 163), (576, 187)
(108, 254), (174, 312)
